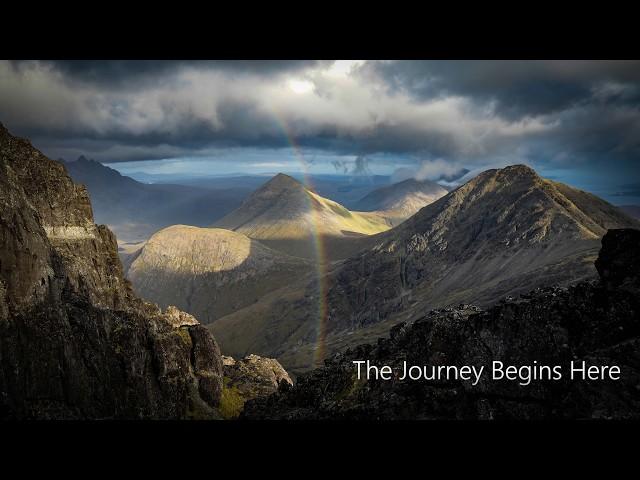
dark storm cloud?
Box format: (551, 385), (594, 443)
(1, 60), (639, 172)
(359, 60), (640, 118)
(10, 60), (330, 90)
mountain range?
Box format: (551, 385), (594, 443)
(209, 165), (639, 374)
(124, 173), (453, 329)
(2, 121), (639, 420)
(61, 156), (252, 243)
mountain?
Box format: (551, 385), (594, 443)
(213, 173), (392, 259)
(620, 205), (640, 219)
(295, 174), (390, 208)
(210, 165), (640, 375)
(62, 156), (251, 242)
(243, 229), (640, 420)
(126, 225), (312, 324)
(353, 177), (448, 223)
(0, 123), (225, 419)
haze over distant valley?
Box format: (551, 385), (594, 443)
(61, 156), (254, 243)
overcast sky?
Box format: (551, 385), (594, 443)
(1, 60), (639, 203)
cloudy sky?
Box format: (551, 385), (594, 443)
(1, 60), (639, 203)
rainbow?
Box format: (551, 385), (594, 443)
(272, 112), (330, 368)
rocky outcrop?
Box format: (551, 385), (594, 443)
(219, 354), (292, 419)
(0, 123), (224, 419)
(224, 354), (292, 398)
(243, 229), (640, 420)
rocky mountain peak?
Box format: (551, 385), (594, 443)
(214, 172), (390, 252)
(270, 172), (300, 184)
(256, 172), (308, 196)
(317, 164), (639, 343)
(495, 163), (538, 177)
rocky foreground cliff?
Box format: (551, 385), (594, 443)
(0, 123), (227, 419)
(244, 229), (640, 420)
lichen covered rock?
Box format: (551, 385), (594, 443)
(219, 354), (292, 418)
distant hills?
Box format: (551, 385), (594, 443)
(353, 177), (448, 224)
(61, 156), (251, 242)
(209, 165), (640, 374)
(56, 156), (640, 378)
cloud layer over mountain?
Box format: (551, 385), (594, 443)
(1, 60), (638, 186)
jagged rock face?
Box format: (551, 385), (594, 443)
(127, 225), (311, 323)
(0, 124), (223, 419)
(243, 229), (640, 420)
(1, 128), (126, 311)
(595, 229), (640, 292)
(223, 354), (292, 402)
(219, 354), (292, 419)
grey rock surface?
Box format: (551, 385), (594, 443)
(0, 123), (223, 419)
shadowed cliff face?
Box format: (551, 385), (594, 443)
(0, 123), (224, 419)
(243, 229), (640, 420)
